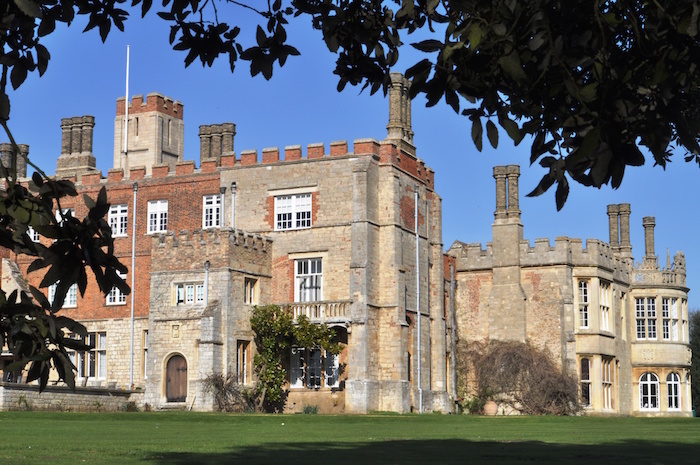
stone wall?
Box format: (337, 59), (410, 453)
(0, 383), (142, 412)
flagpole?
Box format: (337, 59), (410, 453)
(125, 45), (136, 390)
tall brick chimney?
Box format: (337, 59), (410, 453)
(55, 115), (97, 180)
(199, 122), (236, 165)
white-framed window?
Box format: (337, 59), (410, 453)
(147, 200), (168, 233)
(106, 271), (127, 305)
(68, 332), (107, 380)
(667, 372), (681, 410)
(639, 372), (659, 411)
(108, 204), (128, 237)
(143, 330), (149, 380)
(275, 193), (312, 231)
(578, 281), (589, 329)
(290, 347), (339, 389)
(237, 340), (251, 385)
(244, 277), (258, 305)
(295, 258), (322, 302)
(602, 357), (613, 410)
(671, 298), (679, 341)
(27, 226), (40, 242)
(600, 281), (611, 332)
(48, 282), (78, 308)
(202, 194), (221, 229)
(55, 207), (74, 225)
(580, 358), (591, 407)
(175, 283), (205, 305)
(662, 298), (670, 340)
(636, 297), (657, 340)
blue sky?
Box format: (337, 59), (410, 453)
(6, 9), (699, 308)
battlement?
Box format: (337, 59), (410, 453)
(116, 93), (183, 119)
(220, 138), (434, 188)
(152, 228), (272, 271)
(632, 251), (687, 288)
(451, 236), (631, 280)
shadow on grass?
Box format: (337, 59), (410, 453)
(147, 439), (694, 465)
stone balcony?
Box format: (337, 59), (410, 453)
(278, 300), (352, 327)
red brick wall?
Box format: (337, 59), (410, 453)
(272, 255), (294, 303)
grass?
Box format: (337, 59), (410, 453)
(0, 411), (698, 464)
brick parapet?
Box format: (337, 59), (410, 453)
(116, 93), (183, 120)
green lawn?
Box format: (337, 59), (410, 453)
(0, 412), (698, 464)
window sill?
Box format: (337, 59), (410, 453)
(106, 302), (127, 306)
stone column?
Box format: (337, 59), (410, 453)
(493, 166), (508, 221)
(607, 204), (620, 250)
(81, 116), (95, 155)
(643, 216), (657, 267)
(70, 117), (82, 154)
(506, 165), (520, 221)
(221, 123), (236, 154)
(387, 73), (407, 141)
(17, 144), (28, 178)
(60, 118), (72, 155)
(618, 203), (632, 257)
(199, 125), (211, 162)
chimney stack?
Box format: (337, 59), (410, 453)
(0, 143), (28, 179)
(386, 73), (413, 144)
(56, 116), (97, 180)
(643, 216), (658, 268)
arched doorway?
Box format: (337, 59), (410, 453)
(166, 354), (187, 402)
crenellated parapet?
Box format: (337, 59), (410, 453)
(151, 227), (272, 274)
(632, 251), (687, 287)
(116, 93), (183, 120)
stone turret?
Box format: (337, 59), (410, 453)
(55, 116), (97, 180)
(488, 164), (526, 342)
(114, 93), (184, 176)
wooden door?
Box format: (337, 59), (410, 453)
(166, 355), (187, 402)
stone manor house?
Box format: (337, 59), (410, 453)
(0, 75), (692, 415)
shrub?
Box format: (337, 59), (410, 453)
(302, 405), (319, 414)
(203, 373), (256, 413)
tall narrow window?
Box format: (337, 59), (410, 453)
(671, 298), (679, 341)
(143, 330), (149, 380)
(325, 352), (340, 388)
(244, 278), (258, 305)
(27, 226), (40, 242)
(108, 204), (128, 237)
(667, 372), (681, 410)
(639, 372), (659, 410)
(602, 357), (613, 410)
(49, 282), (78, 308)
(295, 258), (322, 302)
(275, 193), (312, 230)
(662, 298), (670, 340)
(580, 358), (591, 407)
(290, 347), (305, 388)
(600, 281), (611, 332)
(147, 200), (168, 233)
(647, 298), (657, 339)
(636, 297), (657, 340)
(202, 194), (221, 229)
(578, 281), (589, 328)
(237, 340), (250, 385)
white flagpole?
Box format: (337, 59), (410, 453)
(125, 45), (136, 390)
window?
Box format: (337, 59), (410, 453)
(290, 347), (339, 389)
(143, 330), (149, 380)
(244, 278), (258, 305)
(147, 200), (168, 233)
(106, 271), (127, 305)
(237, 341), (250, 385)
(68, 332), (107, 379)
(55, 208), (74, 225)
(202, 194), (221, 229)
(602, 357), (613, 410)
(671, 298), (679, 341)
(636, 297), (657, 340)
(578, 281), (589, 328)
(580, 358), (591, 407)
(600, 281), (611, 332)
(27, 226), (40, 242)
(48, 282), (78, 308)
(108, 204), (128, 237)
(639, 372), (659, 411)
(175, 283), (205, 305)
(295, 258), (322, 302)
(275, 193), (312, 230)
(667, 372), (681, 410)
(662, 298), (670, 340)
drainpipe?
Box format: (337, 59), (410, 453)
(219, 186), (226, 228)
(230, 181), (237, 228)
(450, 263), (457, 413)
(204, 260), (211, 304)
(415, 189), (422, 414)
(129, 182), (137, 389)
